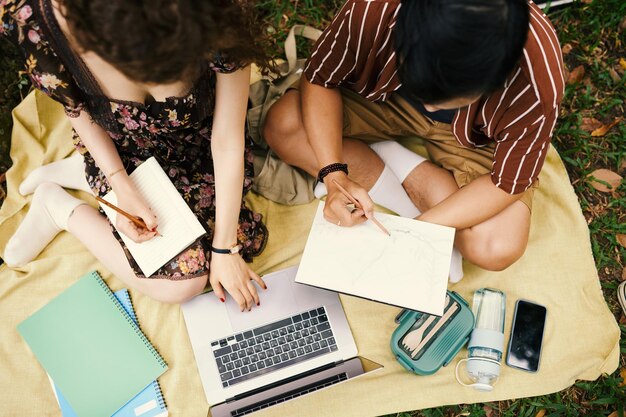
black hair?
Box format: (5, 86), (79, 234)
(395, 0), (529, 104)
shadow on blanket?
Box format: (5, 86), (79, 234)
(0, 91), (619, 417)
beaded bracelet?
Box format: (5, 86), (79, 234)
(317, 162), (348, 183)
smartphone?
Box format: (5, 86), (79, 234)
(505, 299), (547, 372)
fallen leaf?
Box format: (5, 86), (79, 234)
(620, 16), (626, 31)
(580, 0), (593, 3)
(620, 58), (626, 71)
(483, 405), (495, 417)
(609, 68), (622, 83)
(622, 266), (626, 281)
(580, 117), (603, 133)
(591, 118), (621, 137)
(535, 410), (546, 417)
(619, 367), (626, 387)
(608, 412), (618, 417)
(617, 234), (626, 248)
(567, 65), (585, 84)
(587, 169), (623, 192)
(562, 43), (573, 55)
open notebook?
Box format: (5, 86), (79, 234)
(99, 157), (206, 277)
(296, 202), (455, 315)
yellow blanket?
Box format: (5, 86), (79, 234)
(0, 91), (619, 416)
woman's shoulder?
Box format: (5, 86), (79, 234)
(2, 0), (85, 115)
(1, 0), (39, 42)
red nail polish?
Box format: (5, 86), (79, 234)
(257, 302), (260, 306)
(220, 297), (225, 302)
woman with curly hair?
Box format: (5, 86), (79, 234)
(1, 0), (269, 309)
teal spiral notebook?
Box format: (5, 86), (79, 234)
(17, 271), (168, 417)
(49, 289), (168, 417)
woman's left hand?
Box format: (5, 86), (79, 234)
(209, 253), (266, 311)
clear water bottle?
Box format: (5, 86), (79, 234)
(457, 288), (506, 391)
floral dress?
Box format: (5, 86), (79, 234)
(1, 0), (267, 279)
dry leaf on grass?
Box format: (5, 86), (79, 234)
(609, 68), (622, 83)
(587, 169), (623, 192)
(608, 412), (618, 417)
(619, 367), (626, 387)
(483, 405), (495, 417)
(535, 410), (546, 417)
(622, 266), (626, 281)
(562, 43), (573, 55)
(620, 58), (626, 71)
(581, 117), (603, 133)
(617, 234), (626, 248)
(591, 118), (621, 137)
(567, 65), (585, 84)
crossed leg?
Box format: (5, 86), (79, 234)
(5, 156), (207, 303)
(263, 89), (531, 271)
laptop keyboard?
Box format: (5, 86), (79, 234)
(210, 306), (337, 388)
(231, 373), (348, 416)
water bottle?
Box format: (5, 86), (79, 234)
(455, 288), (506, 391)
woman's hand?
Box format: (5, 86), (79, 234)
(209, 253), (266, 311)
(111, 175), (159, 243)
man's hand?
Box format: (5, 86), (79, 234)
(322, 171), (374, 227)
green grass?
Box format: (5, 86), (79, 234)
(1, 0), (625, 415)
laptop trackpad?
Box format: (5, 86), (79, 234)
(225, 271), (299, 332)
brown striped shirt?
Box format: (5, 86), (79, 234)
(304, 0), (565, 195)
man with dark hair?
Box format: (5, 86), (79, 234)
(263, 0), (564, 274)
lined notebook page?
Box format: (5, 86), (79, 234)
(100, 157), (206, 277)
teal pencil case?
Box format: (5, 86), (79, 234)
(391, 291), (474, 375)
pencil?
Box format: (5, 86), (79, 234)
(331, 179), (391, 236)
(95, 195), (161, 236)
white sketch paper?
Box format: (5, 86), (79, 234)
(295, 202), (455, 315)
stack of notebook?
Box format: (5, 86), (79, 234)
(17, 271), (169, 417)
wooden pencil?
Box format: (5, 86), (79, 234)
(95, 195), (161, 236)
(331, 179), (391, 236)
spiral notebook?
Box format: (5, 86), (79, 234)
(99, 157), (206, 277)
(49, 289), (168, 417)
(17, 271), (168, 417)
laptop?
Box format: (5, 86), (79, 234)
(182, 266), (376, 416)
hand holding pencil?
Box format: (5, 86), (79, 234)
(96, 193), (161, 243)
(321, 172), (390, 236)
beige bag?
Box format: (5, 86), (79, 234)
(248, 25), (322, 206)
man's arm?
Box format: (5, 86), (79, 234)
(418, 175), (523, 229)
(300, 78), (375, 225)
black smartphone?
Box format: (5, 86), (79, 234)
(505, 299), (547, 372)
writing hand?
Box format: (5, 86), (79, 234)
(115, 190), (159, 243)
(323, 171), (374, 227)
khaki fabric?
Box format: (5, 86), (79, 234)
(0, 91), (619, 417)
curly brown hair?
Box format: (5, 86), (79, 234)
(58, 0), (269, 83)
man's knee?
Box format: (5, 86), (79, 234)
(263, 92), (302, 152)
(464, 234), (527, 272)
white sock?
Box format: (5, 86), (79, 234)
(19, 153), (91, 195)
(369, 141), (427, 183)
(4, 183), (85, 267)
(367, 165), (422, 218)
